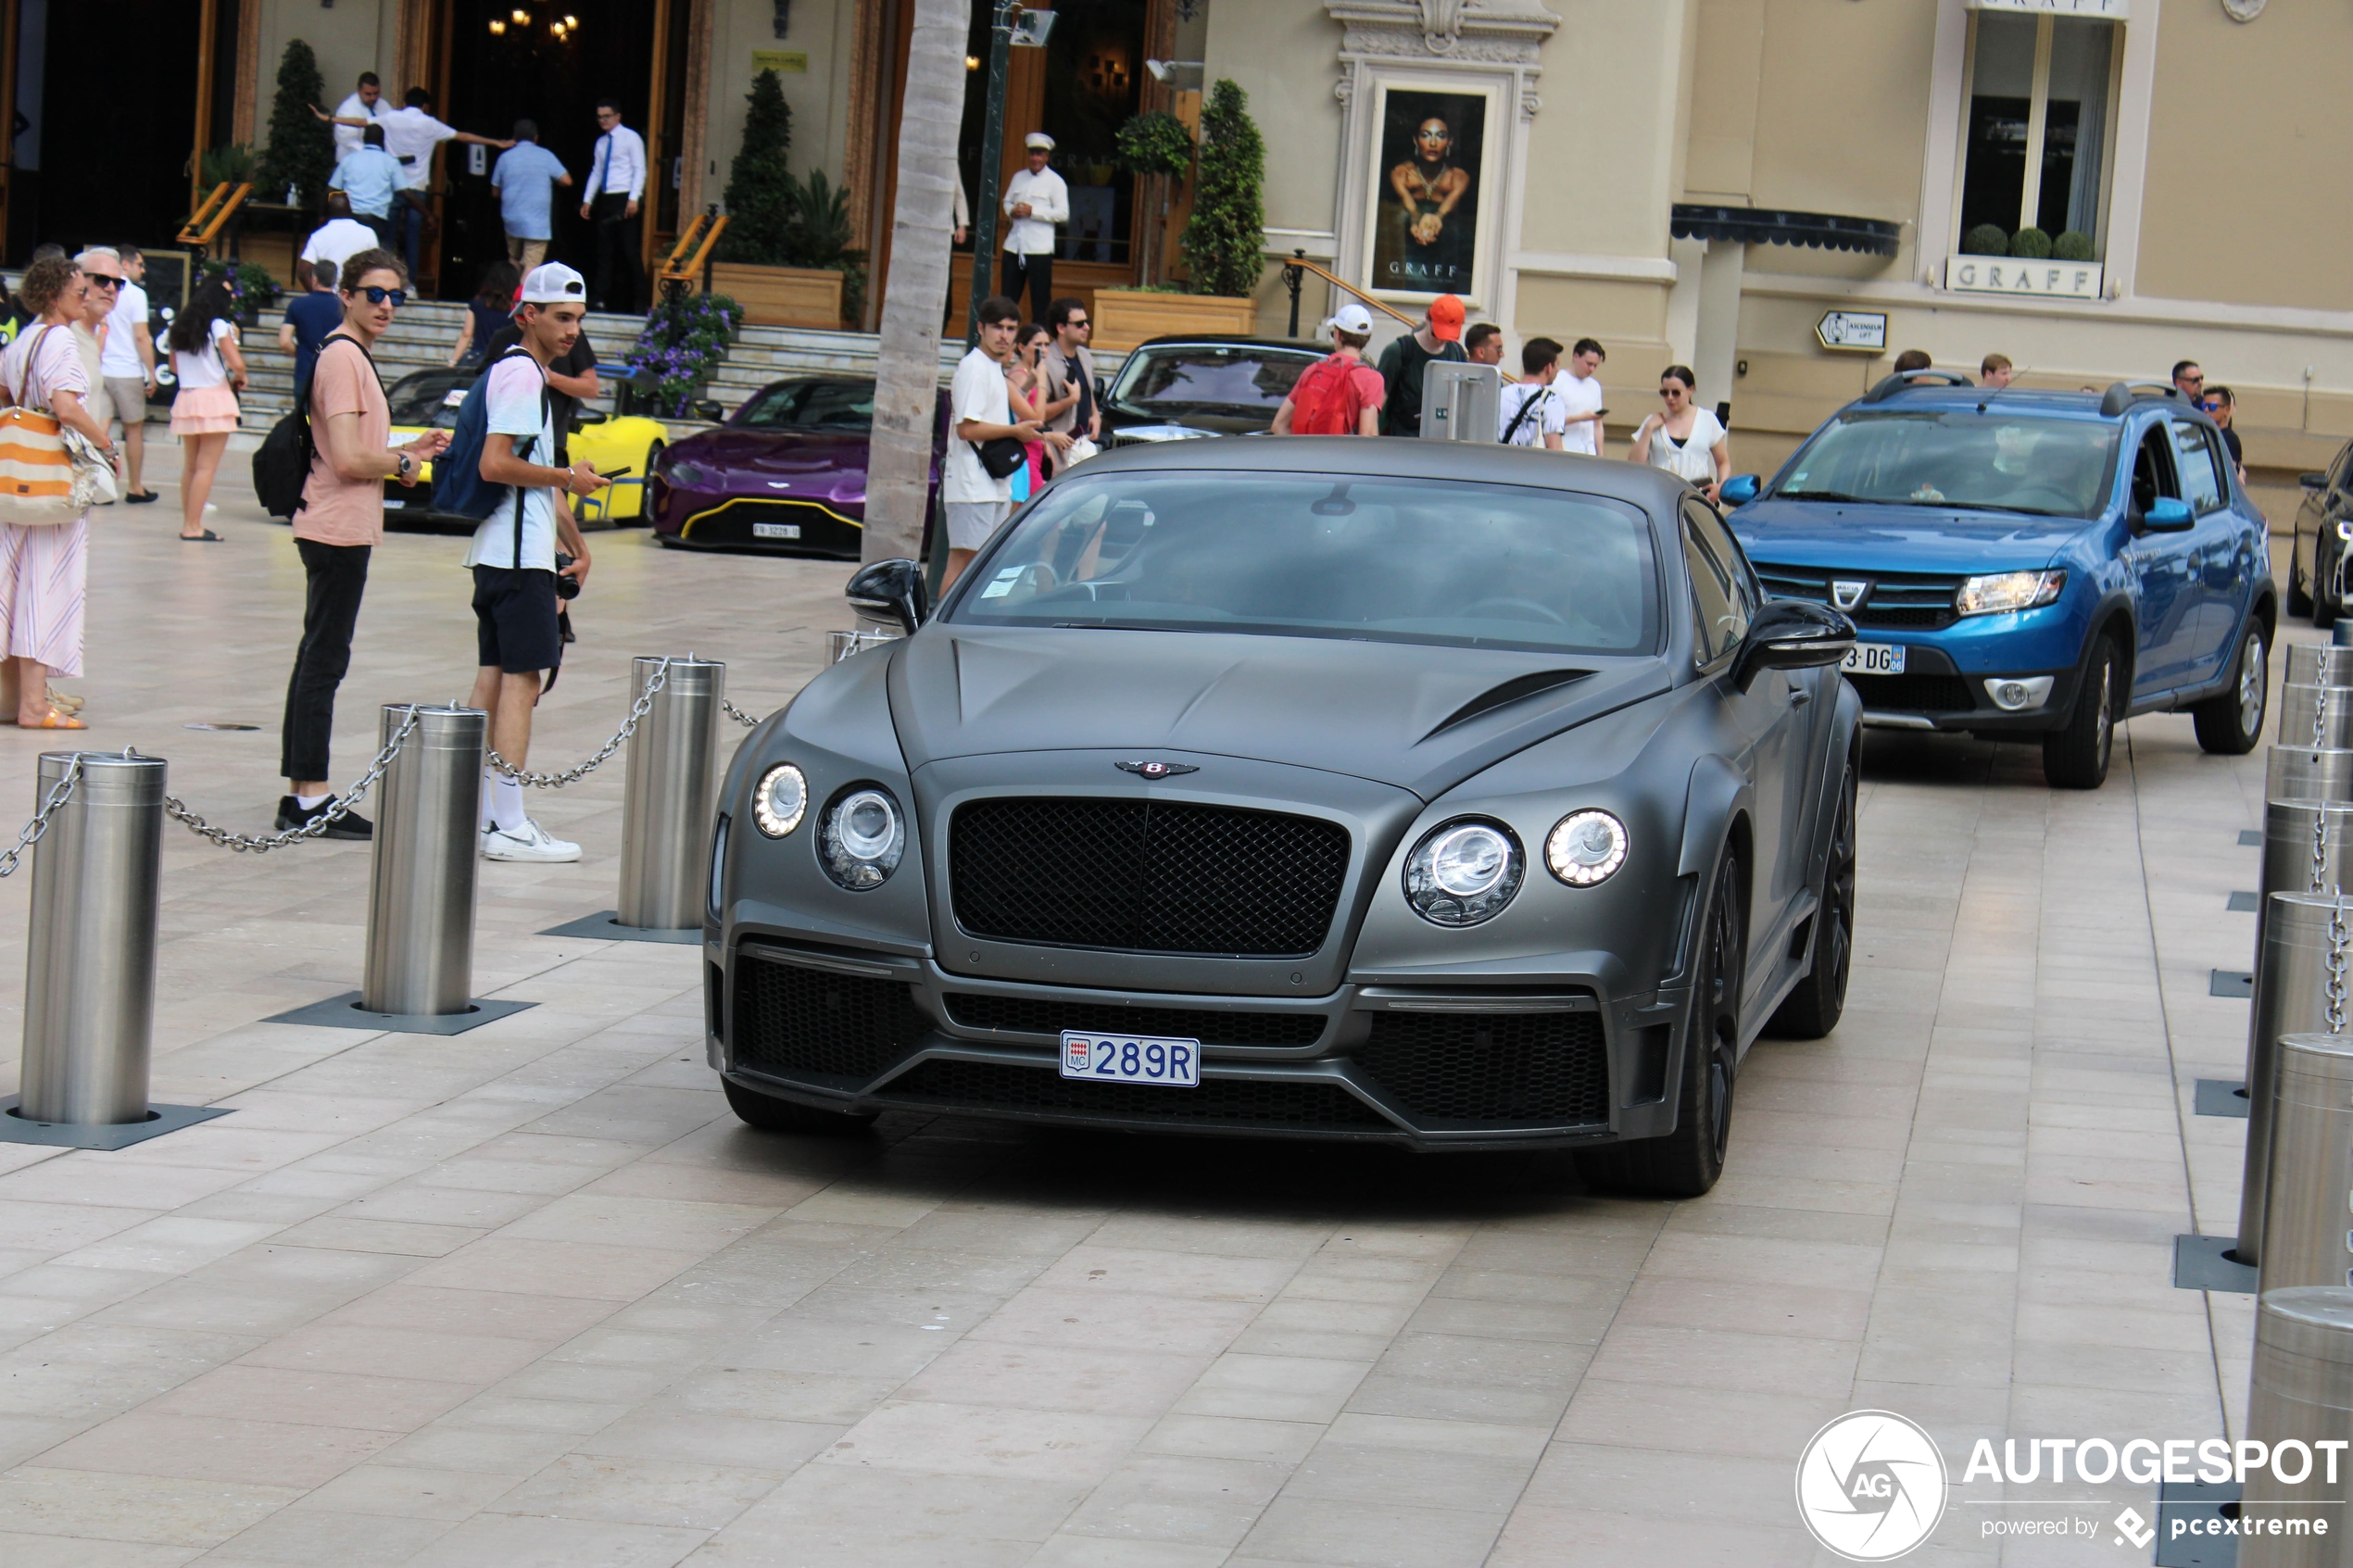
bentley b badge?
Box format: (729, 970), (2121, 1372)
(1115, 760), (1199, 779)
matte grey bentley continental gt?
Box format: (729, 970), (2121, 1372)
(705, 439), (1861, 1196)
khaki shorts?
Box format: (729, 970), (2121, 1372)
(945, 500), (1010, 551)
(104, 376), (147, 430)
(506, 235), (549, 270)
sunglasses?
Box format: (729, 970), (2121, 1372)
(86, 275), (122, 289)
(356, 286), (408, 307)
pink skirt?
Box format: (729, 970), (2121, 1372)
(170, 384), (240, 435)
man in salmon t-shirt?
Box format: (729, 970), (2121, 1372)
(276, 247), (450, 839)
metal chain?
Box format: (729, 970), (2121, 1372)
(0, 753), (84, 878)
(486, 658), (670, 788)
(2314, 806), (2333, 895)
(2328, 897), (2350, 1035)
(160, 709), (421, 853)
(722, 698), (761, 728)
(2319, 683), (2333, 750)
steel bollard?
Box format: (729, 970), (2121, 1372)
(2282, 684), (2353, 751)
(2240, 894), (2353, 1263)
(2241, 1286), (2353, 1564)
(19, 751), (165, 1125)
(2289, 644), (2353, 688)
(2270, 746), (2353, 806)
(361, 705), (487, 1017)
(2255, 799), (2353, 978)
(617, 656), (723, 931)
(2259, 1035), (2353, 1294)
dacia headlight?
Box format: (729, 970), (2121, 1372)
(1955, 569), (2066, 617)
(752, 763), (807, 837)
(820, 785), (906, 890)
(1403, 819), (1524, 927)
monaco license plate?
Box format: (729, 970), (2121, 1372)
(1060, 1030), (1202, 1087)
(751, 521), (802, 540)
(1843, 642), (1906, 676)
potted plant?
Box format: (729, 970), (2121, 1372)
(254, 39), (335, 210)
(707, 69), (859, 329)
(1096, 81), (1265, 351)
(1116, 108), (1192, 287)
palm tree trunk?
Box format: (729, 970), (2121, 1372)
(862, 0), (971, 579)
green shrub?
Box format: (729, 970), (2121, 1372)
(1180, 81), (1265, 299)
(624, 294), (746, 419)
(2052, 230), (2095, 262)
(201, 144), (256, 190)
(778, 169), (868, 324)
(1961, 223), (2008, 256)
(1116, 111), (1194, 178)
(2008, 227), (2052, 259)
(719, 69), (796, 265)
(253, 40), (335, 210)
(201, 259), (282, 309)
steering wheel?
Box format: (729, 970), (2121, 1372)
(1460, 597), (1569, 626)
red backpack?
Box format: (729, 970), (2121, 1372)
(1287, 353), (1370, 436)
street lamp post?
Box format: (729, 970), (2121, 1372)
(964, 0), (1053, 344)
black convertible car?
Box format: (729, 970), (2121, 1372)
(704, 439), (1860, 1195)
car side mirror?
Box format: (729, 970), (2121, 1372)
(1732, 599), (1855, 693)
(694, 399), (725, 422)
(2138, 495), (2196, 533)
(846, 558), (931, 636)
(2303, 471), (2331, 491)
(570, 408), (608, 431)
(1719, 474), (1760, 507)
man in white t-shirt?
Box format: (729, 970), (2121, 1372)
(465, 262), (604, 863)
(331, 74), (389, 164)
(300, 200), (383, 291)
(101, 245), (158, 502)
(1554, 336), (1608, 456)
(1497, 336), (1568, 450)
(941, 294), (1044, 590)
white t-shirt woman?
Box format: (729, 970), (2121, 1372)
(171, 318), (238, 390)
(1630, 369), (1730, 499)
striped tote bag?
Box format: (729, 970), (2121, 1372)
(0, 326), (100, 525)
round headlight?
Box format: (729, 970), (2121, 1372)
(752, 763), (807, 837)
(1546, 810), (1628, 886)
(821, 785), (905, 889)
(1403, 819), (1524, 927)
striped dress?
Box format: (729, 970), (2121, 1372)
(0, 324), (87, 677)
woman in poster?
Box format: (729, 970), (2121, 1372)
(1375, 92), (1483, 295)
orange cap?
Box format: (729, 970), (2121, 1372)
(1428, 295), (1465, 340)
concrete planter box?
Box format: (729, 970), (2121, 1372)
(1092, 289), (1257, 352)
(709, 263), (845, 329)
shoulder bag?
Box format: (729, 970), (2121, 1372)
(0, 326), (109, 524)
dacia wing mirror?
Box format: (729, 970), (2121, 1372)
(1719, 474), (1761, 507)
(1733, 599), (1855, 693)
(846, 558), (931, 636)
(2137, 496), (2196, 533)
(2301, 472), (2330, 491)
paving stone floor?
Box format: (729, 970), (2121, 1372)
(0, 452), (2300, 1564)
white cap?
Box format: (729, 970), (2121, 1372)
(1025, 132), (1055, 151)
(1327, 302), (1374, 337)
(519, 261), (587, 306)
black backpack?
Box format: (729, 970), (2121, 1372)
(252, 334), (378, 520)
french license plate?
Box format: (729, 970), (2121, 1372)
(1060, 1030), (1201, 1087)
(1843, 642), (1906, 675)
(752, 521), (801, 540)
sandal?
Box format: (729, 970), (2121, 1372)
(22, 709), (85, 729)
(47, 691), (82, 714)
(180, 530), (224, 542)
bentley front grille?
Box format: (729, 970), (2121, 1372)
(950, 797), (1350, 958)
(942, 993), (1327, 1047)
(732, 948), (926, 1083)
(1353, 1010), (1611, 1125)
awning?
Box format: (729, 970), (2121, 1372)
(1669, 205), (1902, 257)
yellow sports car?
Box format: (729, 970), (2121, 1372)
(380, 365), (666, 526)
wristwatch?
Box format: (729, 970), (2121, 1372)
(396, 452), (414, 481)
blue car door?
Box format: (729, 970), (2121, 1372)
(2167, 418), (2246, 678)
(2123, 420), (2198, 694)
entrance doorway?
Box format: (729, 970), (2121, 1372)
(431, 0), (683, 303)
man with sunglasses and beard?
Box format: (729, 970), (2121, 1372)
(275, 252), (450, 837)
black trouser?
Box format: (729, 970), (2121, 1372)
(590, 193), (642, 313)
(1000, 250), (1052, 324)
(359, 212), (398, 251)
(280, 540), (371, 783)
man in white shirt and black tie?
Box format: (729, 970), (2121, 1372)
(331, 73), (388, 166)
(1000, 132), (1068, 324)
(578, 98), (647, 314)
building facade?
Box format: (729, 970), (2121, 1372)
(13, 0), (2343, 483)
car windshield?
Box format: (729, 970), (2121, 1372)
(387, 372), (471, 430)
(735, 379), (875, 432)
(1107, 345), (1315, 418)
(1775, 410), (2120, 517)
(950, 470), (1659, 656)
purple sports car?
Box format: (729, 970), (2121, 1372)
(649, 376), (948, 558)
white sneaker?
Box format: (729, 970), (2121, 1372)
(480, 818), (581, 862)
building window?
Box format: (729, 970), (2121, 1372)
(1957, 12), (2118, 255)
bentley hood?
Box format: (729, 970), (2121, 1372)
(887, 626), (1672, 801)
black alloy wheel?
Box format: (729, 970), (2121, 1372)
(2042, 634), (2120, 790)
(2192, 623), (2268, 756)
(1768, 754), (1856, 1040)
(1579, 850), (1745, 1198)
(724, 1076), (879, 1135)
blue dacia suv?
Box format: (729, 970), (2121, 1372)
(1722, 372), (2274, 789)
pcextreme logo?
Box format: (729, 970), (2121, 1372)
(1795, 1411), (1949, 1562)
